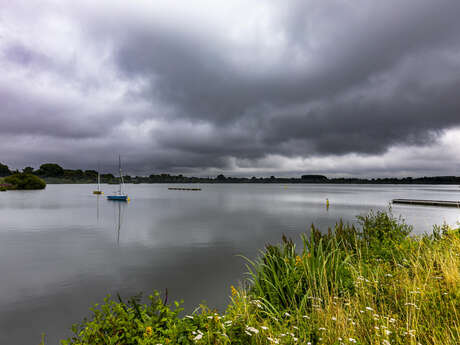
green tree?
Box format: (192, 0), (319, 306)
(0, 163), (11, 177)
(22, 166), (34, 174)
(84, 170), (98, 179)
(36, 163), (64, 177)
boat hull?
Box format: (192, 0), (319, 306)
(93, 191), (103, 195)
(107, 195), (128, 201)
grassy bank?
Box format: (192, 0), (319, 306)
(55, 210), (459, 345)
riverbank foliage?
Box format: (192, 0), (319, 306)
(4, 173), (46, 190)
(57, 210), (459, 345)
(4, 161), (460, 184)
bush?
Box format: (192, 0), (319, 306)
(357, 208), (412, 259)
(4, 173), (46, 190)
(61, 292), (253, 345)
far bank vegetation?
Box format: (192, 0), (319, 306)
(2, 162), (460, 185)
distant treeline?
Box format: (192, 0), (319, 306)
(1, 162), (460, 184)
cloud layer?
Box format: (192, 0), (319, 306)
(1, 0), (460, 176)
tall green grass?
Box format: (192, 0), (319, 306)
(53, 209), (460, 345)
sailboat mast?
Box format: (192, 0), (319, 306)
(118, 155), (122, 195)
(97, 163), (101, 192)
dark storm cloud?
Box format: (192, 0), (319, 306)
(1, 0), (460, 175)
(106, 0), (460, 156)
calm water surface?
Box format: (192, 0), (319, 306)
(0, 184), (459, 344)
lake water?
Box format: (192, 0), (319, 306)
(0, 183), (459, 344)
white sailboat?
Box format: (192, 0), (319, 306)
(93, 167), (103, 195)
(107, 156), (129, 201)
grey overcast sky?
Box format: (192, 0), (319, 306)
(1, 0), (460, 177)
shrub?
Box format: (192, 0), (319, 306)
(4, 173), (46, 190)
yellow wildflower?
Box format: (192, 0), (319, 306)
(231, 285), (238, 296)
(295, 255), (302, 266)
(146, 326), (153, 336)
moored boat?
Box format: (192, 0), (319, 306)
(107, 195), (128, 201)
(93, 168), (103, 195)
(107, 156), (129, 201)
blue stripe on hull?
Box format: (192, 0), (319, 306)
(107, 195), (128, 201)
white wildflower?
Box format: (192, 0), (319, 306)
(251, 299), (263, 308)
(246, 326), (259, 334)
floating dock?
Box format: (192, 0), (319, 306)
(168, 187), (202, 191)
(392, 199), (460, 208)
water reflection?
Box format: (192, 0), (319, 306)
(0, 184), (459, 344)
(96, 194), (100, 222)
(111, 201), (127, 247)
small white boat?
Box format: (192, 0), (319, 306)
(107, 156), (129, 201)
(93, 167), (103, 195)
